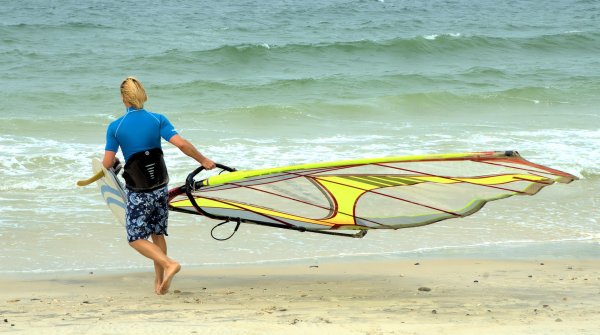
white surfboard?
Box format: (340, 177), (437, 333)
(91, 158), (127, 226)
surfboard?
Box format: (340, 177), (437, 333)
(91, 158), (127, 226)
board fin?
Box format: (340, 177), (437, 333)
(77, 170), (105, 186)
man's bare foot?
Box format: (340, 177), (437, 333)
(154, 262), (164, 295)
(159, 262), (181, 295)
(154, 277), (163, 295)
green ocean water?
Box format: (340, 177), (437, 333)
(0, 0), (599, 273)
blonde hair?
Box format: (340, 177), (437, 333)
(120, 76), (147, 109)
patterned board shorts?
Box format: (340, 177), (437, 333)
(125, 186), (169, 242)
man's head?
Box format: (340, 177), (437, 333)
(120, 76), (147, 109)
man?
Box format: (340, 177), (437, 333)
(103, 76), (215, 294)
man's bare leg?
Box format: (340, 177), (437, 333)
(151, 235), (167, 294)
(129, 238), (180, 295)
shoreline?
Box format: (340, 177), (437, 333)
(2, 237), (598, 277)
(2, 259), (599, 334)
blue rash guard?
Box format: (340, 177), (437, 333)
(105, 107), (178, 162)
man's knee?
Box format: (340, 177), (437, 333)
(151, 234), (165, 241)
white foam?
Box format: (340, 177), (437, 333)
(423, 33), (461, 40)
(0, 134), (105, 190)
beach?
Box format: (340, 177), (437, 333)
(1, 1), (599, 334)
(2, 259), (599, 334)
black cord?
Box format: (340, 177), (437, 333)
(210, 218), (242, 241)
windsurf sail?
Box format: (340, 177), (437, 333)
(168, 151), (577, 239)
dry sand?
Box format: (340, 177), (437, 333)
(1, 259), (599, 334)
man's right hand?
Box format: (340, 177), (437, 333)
(201, 157), (216, 170)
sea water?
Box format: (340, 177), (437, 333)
(1, 0), (599, 273)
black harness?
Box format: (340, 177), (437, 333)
(122, 148), (169, 192)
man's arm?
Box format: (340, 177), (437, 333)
(168, 135), (216, 170)
(102, 150), (117, 169)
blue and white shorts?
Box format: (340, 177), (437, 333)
(125, 186), (169, 242)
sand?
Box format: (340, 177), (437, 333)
(1, 259), (599, 334)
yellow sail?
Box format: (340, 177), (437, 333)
(168, 151), (577, 237)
